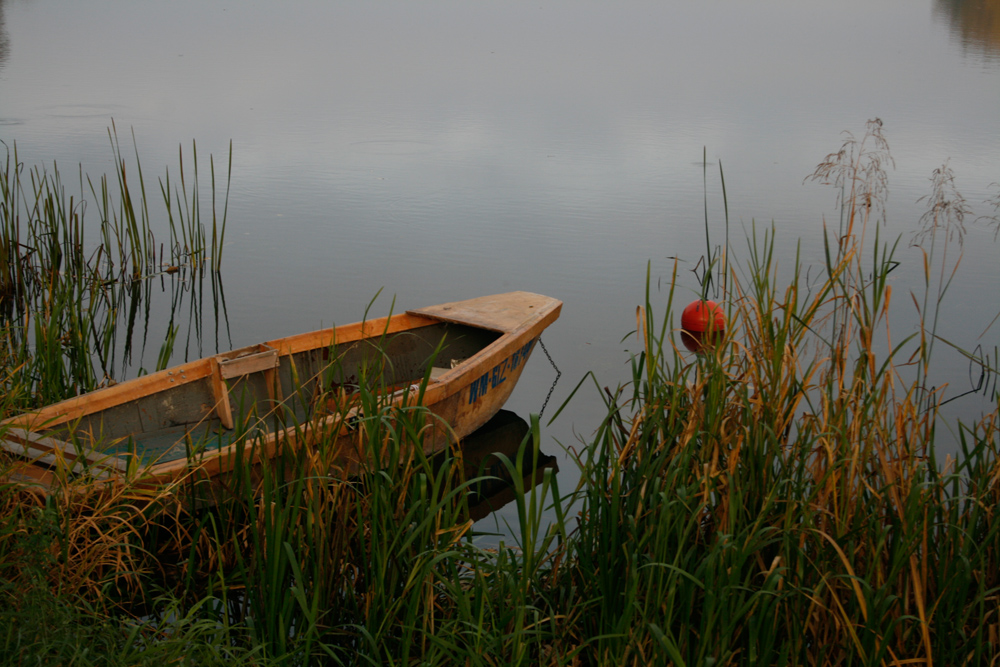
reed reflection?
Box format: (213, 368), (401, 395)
(934, 0), (1000, 57)
(0, 0), (9, 72)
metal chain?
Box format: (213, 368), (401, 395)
(537, 337), (561, 418)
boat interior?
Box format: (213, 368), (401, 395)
(5, 321), (502, 476)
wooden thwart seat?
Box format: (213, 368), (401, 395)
(209, 344), (281, 430)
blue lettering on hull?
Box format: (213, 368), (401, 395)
(468, 338), (536, 404)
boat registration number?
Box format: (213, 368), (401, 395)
(468, 338), (536, 404)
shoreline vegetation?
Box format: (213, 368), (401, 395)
(2, 121), (1000, 665)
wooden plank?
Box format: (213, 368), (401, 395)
(263, 367), (282, 407)
(408, 292), (561, 333)
(73, 402), (144, 443)
(1, 435), (85, 475)
(265, 313), (438, 356)
(1, 428), (126, 474)
(208, 357), (235, 430)
(120, 421), (235, 465)
(3, 359), (214, 431)
(218, 345), (279, 379)
(2, 461), (57, 491)
(132, 378), (217, 431)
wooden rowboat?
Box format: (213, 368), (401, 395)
(0, 292), (561, 493)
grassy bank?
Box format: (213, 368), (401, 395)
(2, 122), (999, 665)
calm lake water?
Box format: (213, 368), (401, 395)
(2, 0), (999, 537)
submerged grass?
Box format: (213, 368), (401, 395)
(2, 121), (1000, 665)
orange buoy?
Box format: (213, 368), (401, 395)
(680, 329), (708, 353)
(681, 300), (725, 334)
(680, 300), (725, 353)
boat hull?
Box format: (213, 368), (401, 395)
(1, 292), (561, 493)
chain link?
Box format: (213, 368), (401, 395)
(537, 337), (561, 418)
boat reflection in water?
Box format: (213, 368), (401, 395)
(447, 410), (558, 522)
